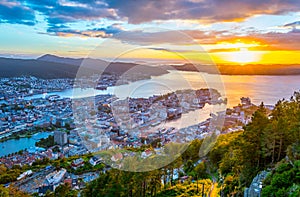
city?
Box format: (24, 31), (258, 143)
(0, 75), (269, 195)
(1, 0), (300, 196)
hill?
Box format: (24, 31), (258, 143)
(0, 55), (168, 79)
(37, 54), (87, 66)
(0, 57), (79, 79)
(167, 63), (300, 75)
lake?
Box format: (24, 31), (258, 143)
(0, 132), (53, 157)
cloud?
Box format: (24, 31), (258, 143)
(104, 0), (300, 24)
(113, 28), (300, 51)
(211, 30), (300, 51)
(2, 0), (300, 28)
(283, 21), (300, 31)
(46, 23), (123, 38)
(0, 0), (35, 25)
(1, 0), (300, 52)
(147, 47), (170, 51)
(284, 21), (300, 27)
(50, 26), (299, 52)
(253, 31), (300, 51)
(42, 18), (300, 52)
(24, 0), (118, 25)
(112, 29), (236, 46)
(45, 26), (217, 46)
(113, 30), (197, 45)
(208, 48), (241, 53)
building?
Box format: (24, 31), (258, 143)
(54, 130), (67, 146)
(141, 149), (152, 159)
(17, 170), (33, 180)
(45, 168), (67, 185)
(167, 108), (182, 120)
(240, 97), (251, 106)
(89, 156), (102, 166)
(71, 158), (84, 169)
(111, 153), (123, 162)
(38, 185), (54, 194)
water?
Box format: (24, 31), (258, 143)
(163, 104), (223, 129)
(0, 132), (53, 157)
(221, 74), (300, 107)
(25, 70), (300, 107)
(6, 71), (300, 156)
(24, 88), (114, 100)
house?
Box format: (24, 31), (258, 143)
(167, 108), (182, 120)
(111, 153), (123, 162)
(180, 176), (189, 183)
(240, 97), (251, 106)
(71, 158), (84, 169)
(141, 149), (152, 159)
(64, 178), (72, 187)
(89, 156), (102, 166)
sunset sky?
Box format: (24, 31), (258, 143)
(0, 0), (300, 65)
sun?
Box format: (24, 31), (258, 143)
(226, 48), (260, 64)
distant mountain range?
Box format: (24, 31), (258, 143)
(0, 56), (78, 79)
(167, 63), (300, 75)
(0, 54), (168, 79)
(0, 54), (300, 79)
(37, 54), (91, 66)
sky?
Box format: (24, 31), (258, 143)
(0, 0), (300, 65)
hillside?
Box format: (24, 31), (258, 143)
(0, 57), (79, 79)
(37, 54), (87, 66)
(0, 55), (168, 79)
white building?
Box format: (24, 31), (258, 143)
(46, 168), (67, 185)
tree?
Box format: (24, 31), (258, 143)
(55, 183), (77, 197)
(0, 185), (9, 197)
(0, 185), (30, 197)
(194, 162), (209, 179)
(183, 160), (194, 174)
(0, 164), (7, 174)
(262, 159), (300, 196)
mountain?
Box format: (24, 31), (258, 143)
(218, 64), (300, 75)
(37, 54), (168, 76)
(37, 54), (108, 67)
(167, 63), (300, 75)
(0, 57), (79, 79)
(2, 54), (300, 79)
(0, 55), (169, 79)
(37, 54), (85, 66)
